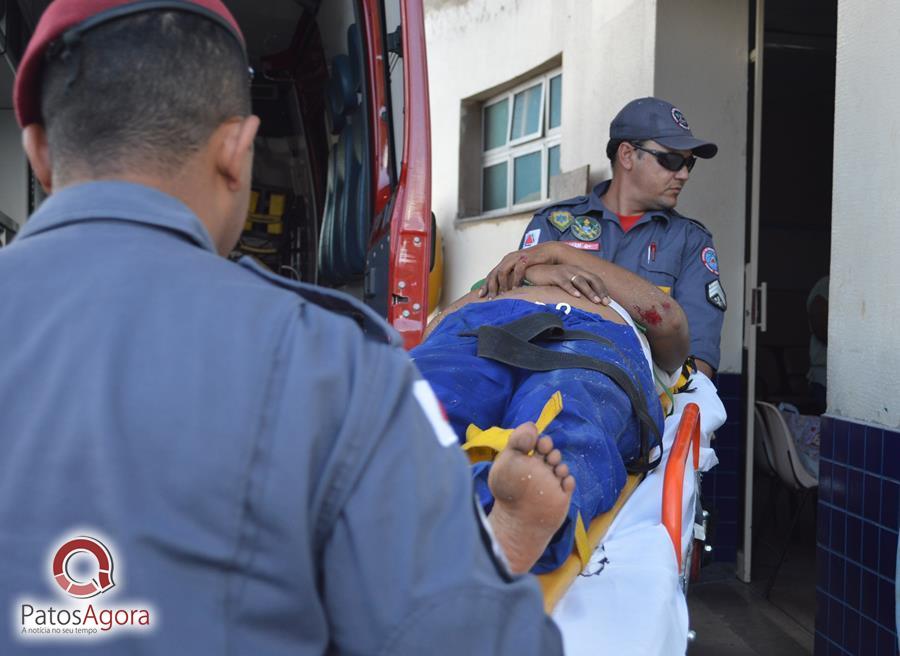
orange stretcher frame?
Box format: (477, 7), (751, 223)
(537, 402), (702, 613)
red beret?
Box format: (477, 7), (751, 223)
(13, 0), (246, 128)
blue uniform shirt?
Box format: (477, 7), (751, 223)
(520, 179), (726, 370)
(0, 181), (561, 655)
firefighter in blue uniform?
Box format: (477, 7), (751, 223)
(0, 1), (562, 654)
(493, 97), (726, 377)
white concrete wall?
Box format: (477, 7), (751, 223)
(425, 0), (748, 373)
(654, 0), (748, 373)
(0, 109), (28, 230)
(829, 0), (900, 428)
(425, 0), (657, 304)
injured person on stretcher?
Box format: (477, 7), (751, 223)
(412, 258), (690, 576)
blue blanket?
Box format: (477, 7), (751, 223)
(412, 299), (663, 572)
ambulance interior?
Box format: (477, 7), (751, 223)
(228, 0), (404, 301)
(4, 0), (403, 300)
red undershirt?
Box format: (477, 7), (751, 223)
(616, 212), (644, 232)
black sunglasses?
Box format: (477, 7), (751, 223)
(630, 142), (697, 173)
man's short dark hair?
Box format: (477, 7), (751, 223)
(607, 139), (646, 171)
(40, 10), (251, 183)
(606, 139), (623, 162)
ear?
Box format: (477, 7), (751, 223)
(215, 115), (260, 191)
(617, 141), (636, 172)
(22, 124), (53, 194)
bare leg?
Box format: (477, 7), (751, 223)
(487, 422), (575, 574)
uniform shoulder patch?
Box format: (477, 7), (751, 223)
(536, 195), (590, 224)
(548, 210), (574, 232)
(706, 279), (727, 311)
(701, 247), (719, 275)
(238, 256), (400, 345)
(522, 228), (541, 249)
(570, 215), (602, 242)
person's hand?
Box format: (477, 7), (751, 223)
(523, 264), (611, 305)
(480, 243), (563, 298)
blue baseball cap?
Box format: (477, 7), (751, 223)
(609, 97), (718, 159)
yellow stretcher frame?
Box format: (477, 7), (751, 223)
(537, 402), (703, 614)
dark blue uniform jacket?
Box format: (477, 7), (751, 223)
(521, 179), (726, 369)
(0, 181), (561, 655)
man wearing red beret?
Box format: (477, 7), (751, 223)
(0, 2), (563, 654)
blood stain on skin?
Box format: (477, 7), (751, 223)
(634, 305), (663, 326)
(662, 301), (672, 310)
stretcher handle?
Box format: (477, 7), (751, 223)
(661, 402), (701, 573)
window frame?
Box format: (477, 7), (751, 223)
(509, 139), (547, 206)
(506, 81), (546, 148)
(547, 72), (562, 132)
(480, 158), (509, 213)
(479, 68), (562, 217)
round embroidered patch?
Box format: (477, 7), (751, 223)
(701, 247), (719, 275)
(570, 215), (602, 242)
(671, 107), (690, 130)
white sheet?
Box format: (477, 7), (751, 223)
(553, 372), (727, 656)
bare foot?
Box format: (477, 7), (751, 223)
(487, 422), (575, 574)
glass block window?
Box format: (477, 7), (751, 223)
(481, 69), (561, 214)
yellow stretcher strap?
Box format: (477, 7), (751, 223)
(534, 391), (563, 433)
(573, 512), (590, 569)
(538, 473), (643, 614)
(462, 391), (563, 463)
(657, 359), (694, 417)
(463, 425), (512, 463)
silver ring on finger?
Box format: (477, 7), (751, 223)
(570, 274), (578, 283)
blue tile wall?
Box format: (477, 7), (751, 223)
(703, 373), (742, 563)
(816, 416), (899, 656)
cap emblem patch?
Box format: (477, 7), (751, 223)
(671, 108), (690, 130)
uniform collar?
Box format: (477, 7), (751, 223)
(588, 179), (671, 226)
(16, 180), (217, 252)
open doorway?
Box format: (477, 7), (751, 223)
(750, 0), (836, 639)
(228, 0), (396, 295)
(755, 0), (836, 413)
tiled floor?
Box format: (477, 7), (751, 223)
(688, 478), (817, 655)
